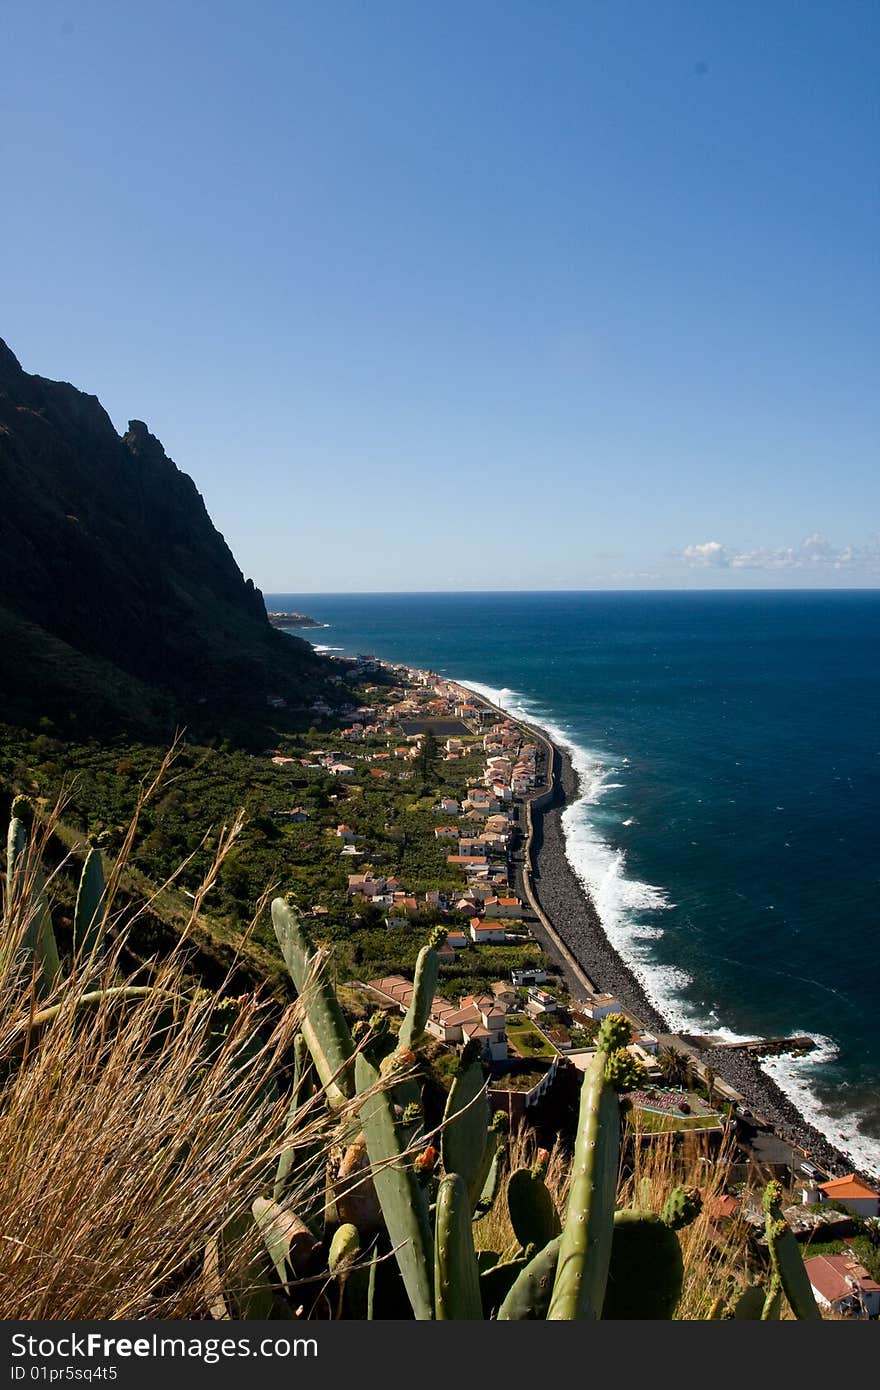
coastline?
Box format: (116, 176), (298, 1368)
(529, 731), (859, 1178)
(320, 644), (874, 1181)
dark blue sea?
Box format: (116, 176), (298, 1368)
(267, 590), (880, 1174)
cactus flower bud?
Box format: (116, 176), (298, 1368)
(595, 1011), (633, 1054)
(414, 1145), (438, 1174)
(603, 1047), (647, 1093)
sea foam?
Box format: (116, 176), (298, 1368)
(458, 677), (880, 1174)
(459, 683), (791, 1034)
(761, 1040), (880, 1178)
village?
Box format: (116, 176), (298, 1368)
(264, 655), (880, 1319)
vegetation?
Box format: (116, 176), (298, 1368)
(0, 722), (544, 1005)
(0, 800), (829, 1320)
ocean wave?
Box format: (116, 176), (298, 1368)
(456, 673), (880, 1167)
(312, 644), (345, 652)
(458, 678), (783, 1048)
(761, 1041), (880, 1177)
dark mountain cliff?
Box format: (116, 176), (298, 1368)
(0, 338), (334, 738)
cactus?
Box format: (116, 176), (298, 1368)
(603, 1047), (647, 1093)
(4, 803), (59, 994)
(602, 1210), (684, 1319)
(5, 796), (29, 891)
(17, 866), (61, 997)
(595, 1011), (632, 1054)
(434, 1173), (483, 1319)
(546, 1046), (620, 1319)
(205, 1214), (276, 1321)
(73, 845), (106, 964)
(397, 928), (443, 1050)
(474, 1139), (505, 1220)
(331, 1137), (382, 1234)
(478, 1249), (532, 1317)
(497, 1235), (561, 1320)
(507, 1165), (560, 1252)
(274, 1033), (313, 1203)
(355, 1050), (435, 1319)
(17, 985), (159, 1039)
(252, 1196), (321, 1292)
(761, 1274), (783, 1320)
(763, 1182), (821, 1319)
(329, 1222), (360, 1275)
(661, 1185), (703, 1231)
(733, 1284), (768, 1320)
(271, 898), (354, 1105)
(440, 1044), (489, 1209)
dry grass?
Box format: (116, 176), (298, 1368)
(472, 1127), (569, 1258)
(619, 1126), (759, 1318)
(0, 782), (345, 1319)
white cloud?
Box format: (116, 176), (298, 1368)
(682, 541), (730, 567)
(682, 533), (880, 573)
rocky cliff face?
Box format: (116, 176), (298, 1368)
(0, 338), (331, 737)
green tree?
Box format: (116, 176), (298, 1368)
(658, 1044), (693, 1089)
(416, 729), (440, 785)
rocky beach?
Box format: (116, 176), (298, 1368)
(528, 734), (859, 1179)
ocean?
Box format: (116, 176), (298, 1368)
(267, 590), (880, 1175)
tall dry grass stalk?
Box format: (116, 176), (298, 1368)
(619, 1125), (758, 1319)
(0, 786), (346, 1319)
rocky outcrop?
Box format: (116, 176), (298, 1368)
(0, 337), (332, 737)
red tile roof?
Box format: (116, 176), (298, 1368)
(806, 1254), (880, 1302)
(818, 1173), (879, 1201)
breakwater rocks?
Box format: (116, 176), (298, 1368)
(529, 738), (856, 1178)
(699, 1045), (849, 1176)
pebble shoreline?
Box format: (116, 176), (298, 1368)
(529, 737), (856, 1178)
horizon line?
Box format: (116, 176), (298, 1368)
(262, 585), (880, 596)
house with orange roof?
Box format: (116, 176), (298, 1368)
(492, 896), (523, 917)
(816, 1174), (880, 1218)
(469, 919), (507, 944)
(445, 928), (469, 949)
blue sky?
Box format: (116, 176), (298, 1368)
(2, 1), (877, 590)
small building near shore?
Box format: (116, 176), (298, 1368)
(815, 1174), (880, 1218)
(577, 993), (622, 1022)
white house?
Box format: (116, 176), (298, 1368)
(525, 988), (559, 1018)
(445, 928), (470, 949)
(511, 966), (547, 987)
(816, 1174), (880, 1218)
(469, 919), (507, 945)
(805, 1254), (880, 1318)
(581, 993), (622, 1021)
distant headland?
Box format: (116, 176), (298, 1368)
(267, 610), (321, 629)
